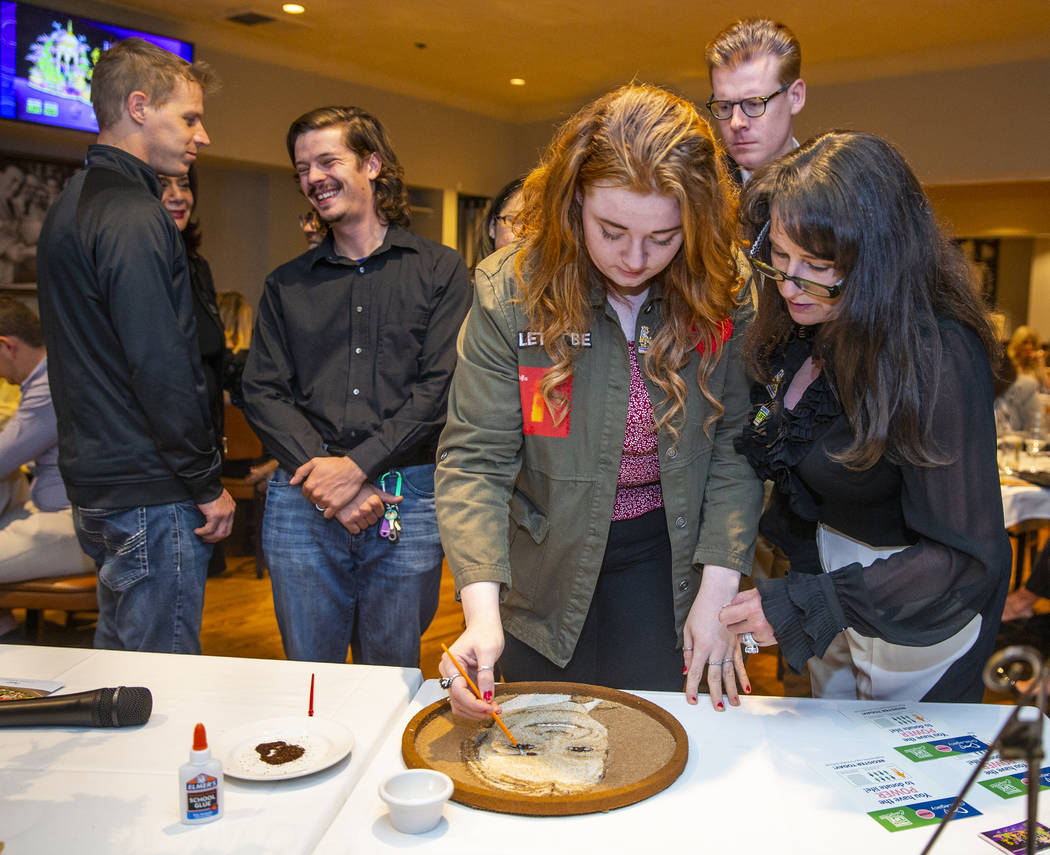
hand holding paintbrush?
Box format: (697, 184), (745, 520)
(441, 644), (522, 753)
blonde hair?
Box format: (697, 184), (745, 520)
(515, 83), (742, 441)
(705, 19), (801, 85)
(91, 38), (217, 130)
(1007, 325), (1041, 367)
(217, 291), (252, 352)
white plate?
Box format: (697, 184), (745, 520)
(218, 716), (354, 781)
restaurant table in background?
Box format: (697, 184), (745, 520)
(316, 680), (1050, 855)
(1003, 480), (1050, 530)
(0, 645), (422, 853)
(1001, 452), (1050, 590)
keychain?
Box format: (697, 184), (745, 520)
(378, 470), (402, 544)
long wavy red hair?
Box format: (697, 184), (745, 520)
(515, 83), (742, 440)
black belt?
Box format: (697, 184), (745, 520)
(324, 441), (437, 469)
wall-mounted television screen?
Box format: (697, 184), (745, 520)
(0, 1), (193, 133)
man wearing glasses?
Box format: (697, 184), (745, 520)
(704, 19), (806, 185)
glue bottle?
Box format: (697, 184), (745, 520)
(178, 722), (224, 824)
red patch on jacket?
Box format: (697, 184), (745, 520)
(519, 366), (572, 437)
(694, 317), (733, 354)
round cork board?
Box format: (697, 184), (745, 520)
(401, 681), (688, 816)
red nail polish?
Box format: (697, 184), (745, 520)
(717, 702), (724, 710)
(745, 684), (751, 693)
(683, 665), (688, 674)
(483, 690), (492, 701)
(690, 695), (697, 703)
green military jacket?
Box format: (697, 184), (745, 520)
(435, 246), (762, 667)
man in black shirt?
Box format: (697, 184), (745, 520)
(243, 106), (471, 667)
(36, 39), (234, 653)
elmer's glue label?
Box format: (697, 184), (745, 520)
(178, 722), (223, 824)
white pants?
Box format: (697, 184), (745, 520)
(807, 524), (982, 701)
(0, 471), (93, 583)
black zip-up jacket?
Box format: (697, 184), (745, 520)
(36, 145), (223, 508)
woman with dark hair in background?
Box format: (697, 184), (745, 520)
(436, 84), (762, 718)
(474, 177), (525, 264)
(724, 131), (1011, 702)
(159, 166), (228, 574)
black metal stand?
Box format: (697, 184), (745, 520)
(921, 646), (1047, 855)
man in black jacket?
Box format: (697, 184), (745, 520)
(36, 38), (234, 654)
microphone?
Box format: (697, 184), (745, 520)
(0, 686), (152, 727)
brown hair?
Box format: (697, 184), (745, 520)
(91, 37), (217, 130)
(285, 106), (410, 227)
(515, 83), (742, 441)
(705, 19), (802, 85)
(0, 296), (43, 348)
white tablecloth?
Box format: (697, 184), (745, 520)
(1003, 482), (1050, 529)
(317, 680), (1049, 855)
(0, 645), (422, 854)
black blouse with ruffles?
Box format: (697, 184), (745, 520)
(734, 319), (1012, 702)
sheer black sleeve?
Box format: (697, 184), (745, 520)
(759, 322), (1012, 673)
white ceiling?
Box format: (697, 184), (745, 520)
(101, 0), (1050, 122)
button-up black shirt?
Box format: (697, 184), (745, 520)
(242, 224), (471, 479)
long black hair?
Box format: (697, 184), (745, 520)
(741, 130), (999, 470)
(181, 164), (202, 254)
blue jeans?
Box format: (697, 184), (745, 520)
(73, 501), (213, 654)
(262, 464), (443, 667)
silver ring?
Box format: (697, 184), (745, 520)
(708, 658), (732, 666)
(477, 665), (493, 672)
(315, 504), (326, 512)
(742, 632), (759, 654)
(439, 674), (460, 690)
(682, 647), (693, 651)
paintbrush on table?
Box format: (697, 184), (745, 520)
(441, 643), (524, 755)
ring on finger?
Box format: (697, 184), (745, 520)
(742, 632), (760, 654)
(439, 674), (460, 690)
(477, 665), (493, 672)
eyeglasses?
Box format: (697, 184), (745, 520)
(747, 221), (843, 299)
(705, 82), (791, 121)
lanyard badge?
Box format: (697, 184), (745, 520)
(378, 470), (402, 544)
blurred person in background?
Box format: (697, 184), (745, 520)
(0, 297), (92, 636)
(474, 177), (525, 264)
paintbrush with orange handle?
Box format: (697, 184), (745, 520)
(441, 643), (522, 752)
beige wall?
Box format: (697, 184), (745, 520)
(1029, 240), (1050, 340)
(996, 239), (1036, 337)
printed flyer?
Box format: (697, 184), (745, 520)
(822, 754), (981, 832)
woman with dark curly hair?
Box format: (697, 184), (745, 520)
(724, 131), (1011, 702)
(436, 84), (762, 717)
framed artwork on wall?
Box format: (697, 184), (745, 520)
(0, 153), (79, 290)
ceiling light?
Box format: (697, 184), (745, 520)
(282, 3), (306, 13)
(509, 78), (526, 87)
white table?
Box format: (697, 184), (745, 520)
(0, 645), (422, 854)
(317, 680), (1050, 855)
(1003, 482), (1050, 530)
